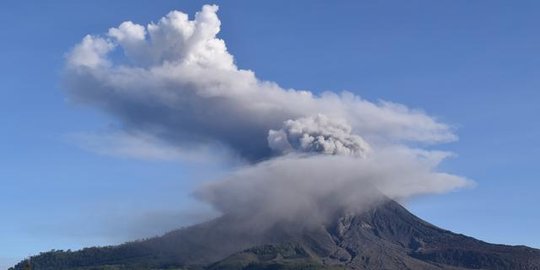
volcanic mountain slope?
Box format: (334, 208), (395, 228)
(11, 200), (540, 270)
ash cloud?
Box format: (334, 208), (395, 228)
(268, 114), (370, 157)
(196, 151), (468, 229)
(64, 4), (455, 162)
(64, 5), (471, 227)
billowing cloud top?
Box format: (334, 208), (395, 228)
(65, 4), (455, 162)
(65, 5), (470, 225)
(268, 114), (370, 157)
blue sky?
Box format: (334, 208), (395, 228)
(2, 0), (540, 268)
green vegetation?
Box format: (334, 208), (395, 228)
(206, 243), (345, 270)
(8, 248), (195, 270)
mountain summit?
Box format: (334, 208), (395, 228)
(11, 199), (540, 270)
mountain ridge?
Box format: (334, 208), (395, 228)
(11, 199), (540, 270)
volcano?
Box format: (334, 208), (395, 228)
(11, 199), (540, 270)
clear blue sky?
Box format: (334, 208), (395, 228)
(2, 0), (540, 268)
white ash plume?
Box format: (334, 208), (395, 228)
(64, 5), (456, 162)
(63, 5), (472, 230)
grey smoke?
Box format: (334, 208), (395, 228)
(268, 114), (370, 157)
(196, 150), (469, 229)
(64, 5), (471, 227)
